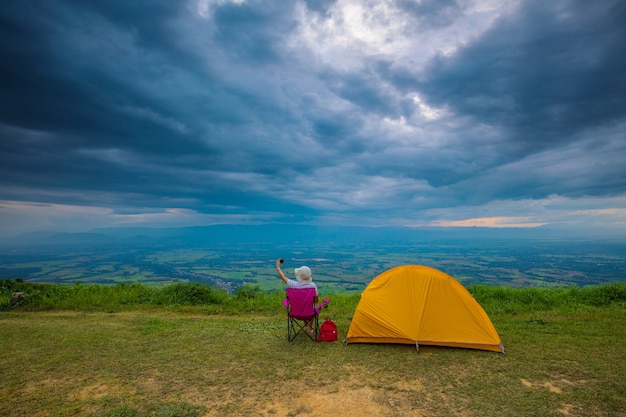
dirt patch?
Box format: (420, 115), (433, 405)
(557, 403), (575, 416)
(520, 378), (563, 392)
(542, 382), (563, 394)
(520, 378), (590, 417)
(520, 378), (587, 394)
(75, 383), (111, 400)
(21, 378), (59, 393)
(260, 385), (425, 417)
(189, 371), (428, 417)
(67, 381), (135, 402)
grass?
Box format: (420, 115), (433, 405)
(0, 280), (625, 416)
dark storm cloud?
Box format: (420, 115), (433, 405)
(213, 2), (297, 64)
(302, 0), (337, 16)
(0, 0), (625, 235)
(0, 1), (207, 150)
(416, 0), (626, 157)
(0, 0), (267, 210)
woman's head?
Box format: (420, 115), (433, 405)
(294, 266), (312, 283)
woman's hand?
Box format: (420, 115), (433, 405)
(276, 259), (288, 284)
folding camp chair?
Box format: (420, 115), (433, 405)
(283, 288), (330, 342)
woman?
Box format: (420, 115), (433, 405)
(276, 259), (319, 333)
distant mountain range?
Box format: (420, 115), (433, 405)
(7, 224), (619, 248)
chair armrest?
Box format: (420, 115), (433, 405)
(314, 298), (330, 314)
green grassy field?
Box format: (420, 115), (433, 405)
(1, 281), (625, 416)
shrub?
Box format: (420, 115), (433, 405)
(235, 284), (262, 301)
(469, 282), (626, 315)
(579, 282), (626, 306)
(2, 279), (624, 314)
(152, 283), (227, 306)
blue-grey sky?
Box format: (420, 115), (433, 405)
(1, 0), (626, 237)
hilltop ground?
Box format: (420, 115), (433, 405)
(2, 307), (625, 417)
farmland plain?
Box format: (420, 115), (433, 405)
(1, 225), (625, 292)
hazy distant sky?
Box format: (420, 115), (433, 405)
(1, 0), (625, 237)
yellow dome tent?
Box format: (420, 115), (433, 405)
(345, 265), (505, 353)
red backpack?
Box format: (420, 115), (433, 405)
(317, 318), (338, 342)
